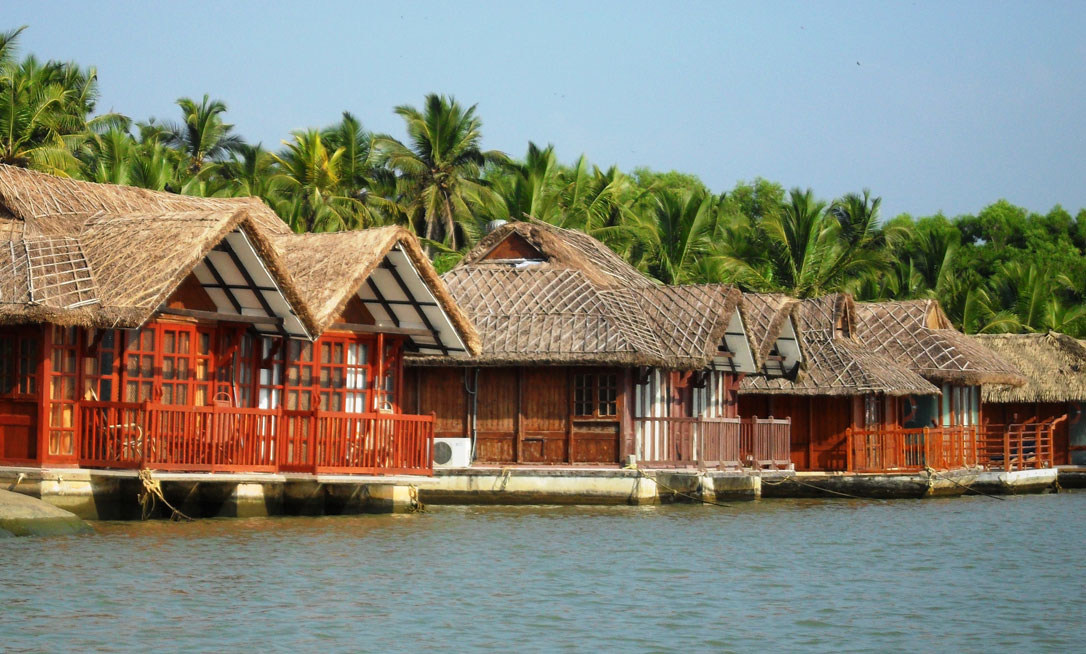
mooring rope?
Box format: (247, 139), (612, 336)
(407, 484), (425, 513)
(636, 469), (732, 508)
(137, 469), (194, 521)
(760, 474), (885, 501)
(924, 466), (1005, 501)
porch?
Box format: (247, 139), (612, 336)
(75, 401), (435, 476)
(633, 416), (792, 469)
(845, 421), (1059, 473)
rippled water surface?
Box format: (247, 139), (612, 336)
(1, 492), (1083, 653)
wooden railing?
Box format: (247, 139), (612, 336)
(978, 419), (1059, 472)
(635, 416), (791, 469)
(740, 417), (791, 468)
(846, 426), (979, 473)
(78, 401), (434, 476)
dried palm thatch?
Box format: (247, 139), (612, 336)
(742, 292), (804, 371)
(854, 299), (1025, 387)
(0, 163), (291, 237)
(0, 203), (315, 332)
(977, 332), (1086, 403)
(411, 221), (752, 369)
(271, 226), (480, 354)
(741, 294), (939, 397)
(0, 165), (478, 352)
(460, 221), (654, 289)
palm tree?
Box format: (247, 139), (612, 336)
(271, 128), (367, 233)
(165, 94), (244, 174)
(638, 189), (717, 284)
(0, 28), (120, 176)
(376, 94), (507, 249)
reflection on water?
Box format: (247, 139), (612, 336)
(1, 493), (1084, 653)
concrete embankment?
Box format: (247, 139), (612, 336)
(0, 488), (90, 537)
(0, 468), (432, 519)
(421, 467), (791, 505)
(968, 468), (1059, 496)
(1056, 466), (1086, 489)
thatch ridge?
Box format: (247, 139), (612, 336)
(270, 226), (480, 354)
(978, 332), (1086, 403)
(458, 220), (654, 289)
(742, 292), (803, 367)
(855, 299), (1025, 387)
(741, 294), (938, 397)
(0, 163), (291, 237)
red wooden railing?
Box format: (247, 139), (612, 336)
(77, 401), (434, 476)
(635, 416), (791, 469)
(740, 417), (791, 468)
(846, 426), (979, 473)
(978, 419), (1058, 472)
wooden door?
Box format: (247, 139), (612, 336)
(520, 368), (568, 463)
(570, 369), (621, 464)
(0, 328), (42, 463)
(668, 371), (695, 418)
(475, 369), (517, 463)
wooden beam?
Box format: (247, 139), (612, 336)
(158, 307), (285, 327)
(365, 278), (400, 327)
(201, 255), (244, 314)
(329, 322), (432, 337)
(219, 238), (289, 339)
(382, 259), (449, 356)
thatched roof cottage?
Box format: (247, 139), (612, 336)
(404, 221), (768, 467)
(0, 165), (474, 475)
(739, 293), (937, 471)
(977, 332), (1086, 465)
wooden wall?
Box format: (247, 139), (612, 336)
(407, 365), (626, 465)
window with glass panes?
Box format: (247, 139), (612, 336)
(49, 326), (79, 457)
(573, 371), (619, 417)
(123, 328), (157, 402)
(0, 328), (41, 398)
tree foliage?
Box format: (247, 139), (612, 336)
(6, 25), (1086, 336)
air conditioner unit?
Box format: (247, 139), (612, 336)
(433, 438), (472, 468)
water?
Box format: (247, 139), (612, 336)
(1, 493), (1083, 653)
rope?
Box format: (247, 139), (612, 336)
(924, 466), (1005, 501)
(760, 474), (886, 501)
(137, 469), (194, 521)
(407, 484), (425, 513)
(637, 469), (732, 508)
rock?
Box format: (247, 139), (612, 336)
(0, 489), (91, 537)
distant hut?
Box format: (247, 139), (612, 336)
(977, 332), (1086, 465)
(853, 300), (1025, 430)
(404, 221), (770, 467)
(739, 294), (939, 471)
(0, 165), (474, 475)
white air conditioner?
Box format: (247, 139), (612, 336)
(433, 438), (472, 468)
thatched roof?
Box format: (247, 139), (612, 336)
(0, 164), (292, 237)
(410, 221), (755, 370)
(0, 166), (315, 336)
(977, 332), (1086, 403)
(0, 165), (475, 352)
(741, 294), (939, 397)
(271, 226), (479, 355)
(742, 292), (805, 377)
(461, 221), (655, 289)
(854, 299), (1025, 387)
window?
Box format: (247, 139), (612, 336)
(49, 326), (79, 456)
(0, 328), (40, 397)
(573, 371), (619, 418)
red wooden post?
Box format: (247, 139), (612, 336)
(845, 427), (853, 472)
(36, 325), (53, 466)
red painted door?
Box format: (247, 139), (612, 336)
(0, 328), (42, 463)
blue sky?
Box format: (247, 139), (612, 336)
(8, 1), (1086, 219)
